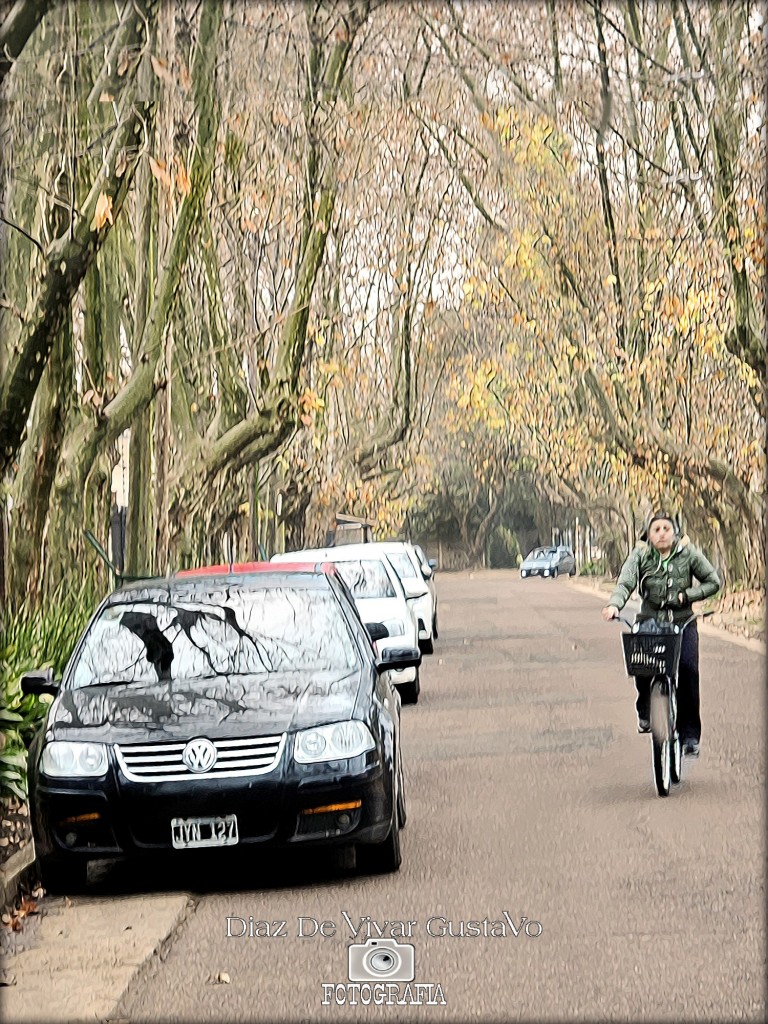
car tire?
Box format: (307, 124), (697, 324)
(551, 568), (558, 579)
(336, 845), (358, 872)
(419, 636), (434, 655)
(396, 752), (407, 829)
(398, 670), (420, 705)
(432, 612), (439, 640)
(38, 851), (89, 895)
(569, 567), (576, 576)
(358, 818), (402, 875)
(358, 784), (402, 875)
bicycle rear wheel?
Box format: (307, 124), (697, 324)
(650, 678), (671, 797)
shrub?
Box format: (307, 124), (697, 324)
(488, 525), (521, 569)
(579, 559), (606, 577)
(0, 582), (97, 800)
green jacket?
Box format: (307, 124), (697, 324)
(608, 535), (720, 624)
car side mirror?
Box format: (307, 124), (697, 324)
(402, 578), (429, 599)
(377, 647), (422, 673)
(366, 622), (389, 643)
(420, 563), (433, 580)
(21, 668), (59, 697)
(427, 559), (437, 571)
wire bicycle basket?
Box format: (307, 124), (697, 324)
(621, 629), (683, 678)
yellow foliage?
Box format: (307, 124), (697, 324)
(91, 192), (113, 231)
(148, 155), (173, 191)
(174, 156), (191, 197)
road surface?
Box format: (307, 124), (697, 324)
(5, 571), (764, 1022)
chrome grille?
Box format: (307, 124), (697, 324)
(115, 734), (286, 782)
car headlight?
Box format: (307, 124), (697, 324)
(294, 721), (376, 764)
(381, 618), (405, 638)
(41, 741), (109, 778)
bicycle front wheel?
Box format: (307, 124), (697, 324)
(669, 683), (682, 785)
(650, 678), (671, 797)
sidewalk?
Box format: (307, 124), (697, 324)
(1, 882), (191, 1022)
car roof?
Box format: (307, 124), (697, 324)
(358, 541), (417, 555)
(272, 545), (391, 562)
(274, 541), (420, 561)
(271, 547), (407, 599)
(176, 560), (321, 577)
(109, 562), (341, 602)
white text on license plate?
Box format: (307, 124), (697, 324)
(171, 815), (239, 849)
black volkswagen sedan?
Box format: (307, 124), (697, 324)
(22, 563), (420, 892)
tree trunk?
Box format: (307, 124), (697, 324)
(468, 485), (503, 566)
(0, 493), (7, 611)
(0, 0), (53, 87)
(56, 0), (222, 500)
(154, 333), (173, 573)
(169, 2), (370, 504)
(7, 312), (73, 606)
(0, 22), (157, 476)
(125, 67), (158, 577)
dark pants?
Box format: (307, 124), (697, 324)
(635, 623), (701, 742)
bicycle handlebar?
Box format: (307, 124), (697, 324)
(608, 609), (714, 630)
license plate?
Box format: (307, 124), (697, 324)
(171, 814), (239, 849)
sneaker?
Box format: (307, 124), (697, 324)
(637, 717), (650, 734)
(683, 739), (700, 757)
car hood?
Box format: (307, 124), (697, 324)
(522, 556), (555, 567)
(46, 668), (365, 744)
(354, 596), (414, 631)
(408, 592), (433, 621)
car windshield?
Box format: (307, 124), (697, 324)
(331, 560), (396, 599)
(70, 588), (359, 687)
(530, 548), (557, 559)
(387, 552), (417, 580)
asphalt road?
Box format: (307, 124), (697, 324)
(8, 571), (767, 1022)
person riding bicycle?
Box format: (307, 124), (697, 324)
(601, 512), (720, 757)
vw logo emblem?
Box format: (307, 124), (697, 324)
(182, 738), (217, 773)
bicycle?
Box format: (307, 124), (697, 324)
(613, 612), (703, 797)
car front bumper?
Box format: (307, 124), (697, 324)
(411, 595), (434, 640)
(31, 748), (393, 861)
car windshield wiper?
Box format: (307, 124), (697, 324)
(73, 677), (158, 689)
(74, 664), (348, 689)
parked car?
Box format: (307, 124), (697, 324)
(21, 562), (420, 893)
(411, 544), (439, 638)
(519, 545), (577, 579)
(271, 545), (422, 704)
(353, 541), (438, 654)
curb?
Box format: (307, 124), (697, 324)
(2, 885), (194, 1022)
(0, 840), (36, 912)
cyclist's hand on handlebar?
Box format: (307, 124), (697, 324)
(601, 605), (619, 621)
